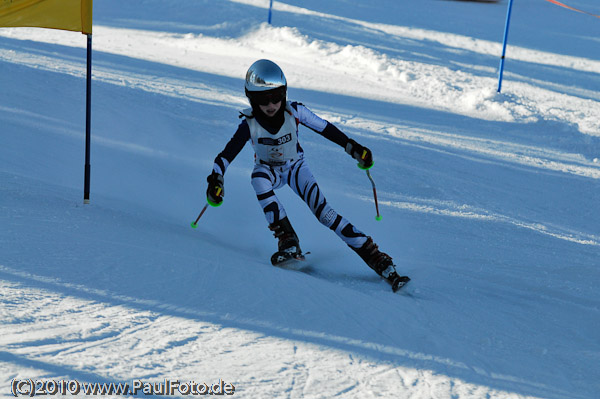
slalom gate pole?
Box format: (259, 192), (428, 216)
(497, 0), (515, 93)
(191, 203), (209, 229)
(84, 34), (92, 203)
(268, 0), (274, 24)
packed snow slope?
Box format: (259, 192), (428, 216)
(1, 0), (600, 398)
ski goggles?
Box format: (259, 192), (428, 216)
(250, 88), (286, 106)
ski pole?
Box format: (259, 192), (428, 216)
(190, 203), (209, 228)
(357, 149), (382, 221)
(365, 169), (382, 221)
(192, 186), (223, 228)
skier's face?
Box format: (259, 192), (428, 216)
(259, 100), (282, 118)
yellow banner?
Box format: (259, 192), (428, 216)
(0, 0), (93, 34)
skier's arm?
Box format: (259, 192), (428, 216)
(293, 102), (349, 147)
(207, 121), (250, 205)
(212, 121), (250, 175)
(294, 103), (373, 168)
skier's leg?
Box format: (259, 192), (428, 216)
(251, 163), (286, 225)
(251, 164), (300, 253)
(288, 159), (404, 281)
(351, 237), (396, 277)
(287, 159), (367, 248)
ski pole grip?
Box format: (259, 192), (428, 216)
(207, 186), (224, 207)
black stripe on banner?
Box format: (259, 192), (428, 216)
(257, 190), (275, 201)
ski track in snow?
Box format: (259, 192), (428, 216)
(353, 194), (600, 246)
(0, 266), (547, 399)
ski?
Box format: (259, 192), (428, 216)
(271, 250), (306, 267)
(271, 251), (410, 294)
(389, 275), (411, 292)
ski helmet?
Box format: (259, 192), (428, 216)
(245, 59), (287, 98)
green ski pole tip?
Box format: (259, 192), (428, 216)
(375, 215), (382, 221)
(191, 222), (198, 228)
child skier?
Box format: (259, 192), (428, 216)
(206, 59), (409, 291)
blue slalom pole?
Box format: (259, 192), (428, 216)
(268, 0), (273, 24)
(84, 34), (92, 204)
(497, 0), (515, 93)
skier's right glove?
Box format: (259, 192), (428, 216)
(345, 139), (374, 170)
(206, 172), (224, 206)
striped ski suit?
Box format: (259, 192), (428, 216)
(212, 101), (368, 249)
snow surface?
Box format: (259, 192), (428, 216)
(1, 0), (600, 398)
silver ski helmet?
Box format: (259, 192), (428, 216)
(245, 59), (287, 103)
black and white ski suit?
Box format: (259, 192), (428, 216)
(211, 101), (368, 249)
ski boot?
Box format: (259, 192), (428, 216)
(352, 237), (410, 292)
(269, 217), (304, 266)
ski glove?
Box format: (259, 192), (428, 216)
(345, 139), (374, 169)
(206, 172), (224, 206)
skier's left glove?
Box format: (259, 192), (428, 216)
(345, 139), (373, 169)
(206, 172), (224, 206)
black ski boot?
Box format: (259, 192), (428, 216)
(269, 217), (303, 266)
(352, 237), (410, 292)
